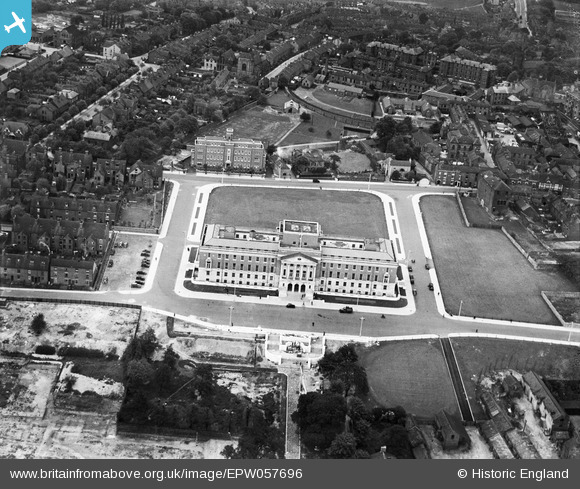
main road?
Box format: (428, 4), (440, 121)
(2, 174), (577, 344)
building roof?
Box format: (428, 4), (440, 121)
(523, 371), (569, 425)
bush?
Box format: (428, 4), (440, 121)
(57, 346), (105, 358)
(35, 344), (56, 355)
(31, 313), (47, 335)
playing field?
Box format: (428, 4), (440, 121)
(357, 339), (458, 418)
(204, 187), (388, 238)
(196, 106), (295, 145)
(421, 196), (578, 324)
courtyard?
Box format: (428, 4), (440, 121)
(421, 195), (578, 324)
(203, 186), (388, 239)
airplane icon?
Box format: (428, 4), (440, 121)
(4, 12), (26, 34)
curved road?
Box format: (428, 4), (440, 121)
(1, 174), (577, 345)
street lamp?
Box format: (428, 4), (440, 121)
(229, 306), (234, 327)
(356, 291), (361, 310)
(567, 322), (577, 342)
(458, 300), (463, 317)
(359, 316), (365, 337)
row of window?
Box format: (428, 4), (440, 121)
(322, 271), (386, 281)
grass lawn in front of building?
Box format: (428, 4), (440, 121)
(204, 186), (388, 238)
(421, 195), (578, 324)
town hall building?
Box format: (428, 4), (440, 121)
(194, 219), (400, 301)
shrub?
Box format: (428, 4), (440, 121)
(35, 344), (56, 355)
(31, 313), (47, 335)
(57, 346), (105, 358)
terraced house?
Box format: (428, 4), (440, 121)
(195, 219), (400, 301)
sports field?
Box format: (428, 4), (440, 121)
(204, 187), (388, 238)
(196, 106), (295, 145)
(357, 339), (458, 418)
(421, 196), (578, 324)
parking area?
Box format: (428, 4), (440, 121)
(101, 233), (156, 291)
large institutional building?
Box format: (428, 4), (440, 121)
(189, 128), (266, 171)
(439, 55), (496, 88)
(194, 219), (400, 300)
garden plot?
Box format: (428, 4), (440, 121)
(176, 335), (256, 364)
(216, 370), (281, 402)
(0, 359), (60, 417)
(334, 150), (372, 173)
(0, 301), (139, 355)
(59, 363), (124, 398)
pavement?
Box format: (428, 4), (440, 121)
(2, 174), (579, 345)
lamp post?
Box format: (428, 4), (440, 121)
(367, 172), (371, 191)
(221, 167), (225, 184)
(229, 305), (234, 327)
(356, 291), (361, 310)
(458, 300), (463, 317)
(567, 322), (577, 342)
(359, 316), (365, 337)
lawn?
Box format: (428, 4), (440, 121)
(335, 150), (372, 173)
(357, 339), (458, 418)
(421, 196), (578, 324)
(310, 87), (374, 116)
(451, 337), (580, 420)
(204, 187), (388, 238)
(278, 113), (343, 146)
(424, 0), (482, 7)
(197, 106), (295, 146)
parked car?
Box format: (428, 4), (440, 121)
(131, 283), (142, 288)
(312, 178), (320, 183)
(108, 260), (114, 267)
(408, 266), (413, 273)
(135, 278), (145, 284)
(136, 271), (147, 276)
(425, 263), (430, 270)
(339, 306), (354, 313)
(141, 263), (150, 268)
(286, 303), (296, 308)
(110, 249), (115, 255)
(428, 283), (434, 291)
(140, 252), (150, 257)
(409, 275), (415, 284)
(412, 288), (417, 296)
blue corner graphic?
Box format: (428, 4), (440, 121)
(0, 1), (31, 52)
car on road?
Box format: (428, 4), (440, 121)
(428, 283), (434, 291)
(339, 306), (354, 313)
(286, 303), (296, 308)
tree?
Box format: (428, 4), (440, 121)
(139, 327), (159, 359)
(507, 71), (520, 83)
(419, 12), (428, 24)
(36, 177), (51, 192)
(328, 432), (357, 459)
(126, 358), (155, 387)
(292, 391), (347, 451)
(300, 112), (311, 122)
(31, 313), (47, 335)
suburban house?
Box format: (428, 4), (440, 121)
(51, 257), (97, 287)
(103, 40), (130, 59)
(521, 371), (570, 441)
(30, 196), (120, 225)
(0, 252), (49, 286)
